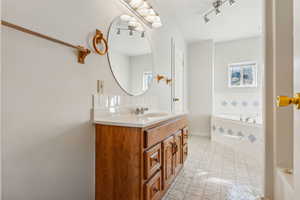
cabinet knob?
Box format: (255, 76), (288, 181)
(151, 157), (159, 163)
(152, 187), (159, 193)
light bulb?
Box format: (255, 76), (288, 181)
(135, 24), (144, 32)
(120, 14), (132, 22)
(128, 20), (139, 27)
(145, 15), (160, 23)
(147, 9), (156, 16)
(129, 0), (144, 8)
(138, 1), (150, 9)
(137, 8), (151, 16)
(152, 21), (162, 28)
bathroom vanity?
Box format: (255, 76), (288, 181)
(94, 114), (188, 200)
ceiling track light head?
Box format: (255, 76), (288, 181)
(213, 0), (222, 8)
(117, 28), (121, 35)
(129, 29), (134, 36)
(229, 0), (236, 5)
(204, 15), (210, 23)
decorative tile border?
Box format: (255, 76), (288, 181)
(211, 122), (262, 144)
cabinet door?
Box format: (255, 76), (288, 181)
(182, 144), (188, 163)
(144, 170), (162, 200)
(144, 144), (162, 180)
(173, 131), (182, 175)
(182, 127), (189, 145)
(162, 136), (175, 189)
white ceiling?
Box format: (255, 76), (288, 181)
(156, 0), (263, 42)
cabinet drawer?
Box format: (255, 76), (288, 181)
(144, 144), (162, 180)
(182, 127), (189, 145)
(182, 144), (188, 163)
(144, 170), (162, 200)
(144, 117), (188, 148)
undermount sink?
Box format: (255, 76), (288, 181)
(142, 112), (169, 118)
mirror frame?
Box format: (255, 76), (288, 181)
(107, 16), (155, 96)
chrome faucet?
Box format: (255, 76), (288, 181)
(135, 107), (149, 115)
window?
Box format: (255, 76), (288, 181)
(228, 62), (257, 88)
(142, 72), (153, 91)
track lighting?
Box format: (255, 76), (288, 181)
(202, 0), (238, 23)
(229, 0), (235, 5)
(204, 15), (210, 23)
(129, 29), (133, 36)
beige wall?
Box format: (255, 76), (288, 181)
(0, 0), (2, 200)
(294, 0), (300, 198)
(1, 0), (186, 199)
(187, 40), (213, 136)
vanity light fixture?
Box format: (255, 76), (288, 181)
(117, 28), (121, 35)
(204, 15), (210, 23)
(120, 0), (162, 29)
(229, 0), (236, 5)
(118, 14), (146, 38)
(129, 29), (134, 36)
(203, 0), (238, 23)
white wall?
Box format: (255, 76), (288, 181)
(1, 0), (187, 199)
(187, 40), (213, 136)
(214, 37), (263, 116)
(214, 37), (263, 94)
(110, 51), (131, 91)
(130, 54), (153, 94)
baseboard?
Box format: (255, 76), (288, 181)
(190, 132), (210, 137)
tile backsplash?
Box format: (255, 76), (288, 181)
(214, 92), (262, 116)
(92, 94), (159, 118)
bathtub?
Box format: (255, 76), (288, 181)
(211, 114), (264, 162)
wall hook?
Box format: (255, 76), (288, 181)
(156, 74), (165, 83)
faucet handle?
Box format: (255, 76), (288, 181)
(135, 108), (141, 115)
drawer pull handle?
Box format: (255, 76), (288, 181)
(152, 187), (159, 193)
(172, 143), (178, 154)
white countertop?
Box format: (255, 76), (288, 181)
(94, 112), (187, 128)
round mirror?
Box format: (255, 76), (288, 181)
(108, 16), (154, 96)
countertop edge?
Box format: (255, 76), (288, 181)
(94, 113), (188, 128)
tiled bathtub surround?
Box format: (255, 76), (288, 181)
(211, 115), (264, 165)
(163, 136), (263, 200)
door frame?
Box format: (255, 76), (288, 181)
(171, 38), (185, 113)
(265, 0), (294, 199)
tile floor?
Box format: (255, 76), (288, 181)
(162, 136), (264, 200)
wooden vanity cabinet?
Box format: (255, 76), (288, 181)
(95, 115), (188, 200)
(162, 136), (175, 190)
